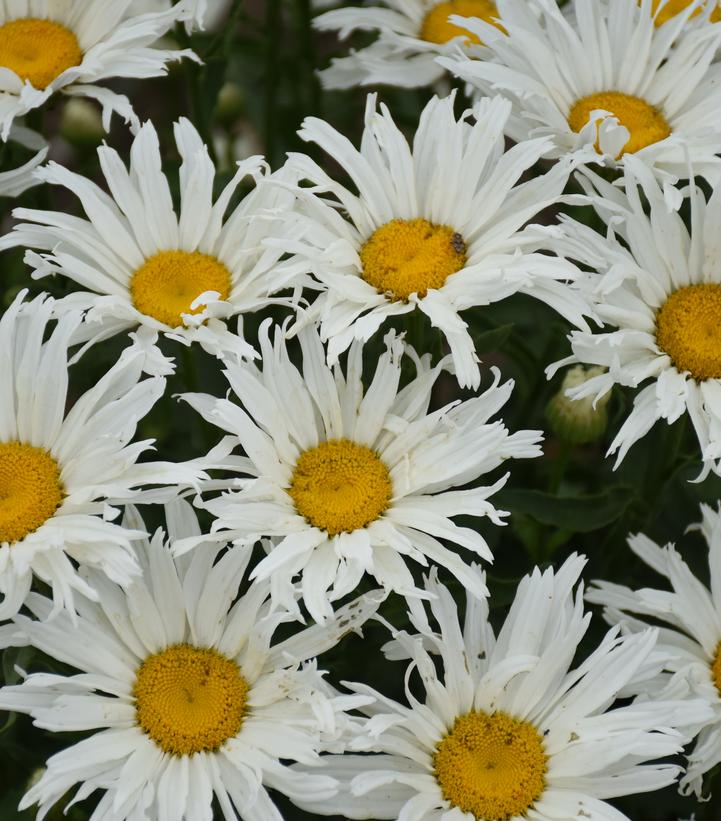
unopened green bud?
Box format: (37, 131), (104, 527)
(60, 98), (104, 145)
(216, 82), (245, 125)
(545, 365), (610, 445)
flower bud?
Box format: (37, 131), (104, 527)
(216, 82), (245, 125)
(60, 98), (104, 146)
(545, 365), (610, 444)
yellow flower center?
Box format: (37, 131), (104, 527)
(130, 250), (232, 328)
(133, 644), (249, 756)
(360, 218), (467, 302)
(288, 439), (392, 536)
(655, 284), (721, 381)
(567, 91), (671, 156)
(420, 0), (504, 44)
(0, 18), (82, 90)
(645, 0), (721, 25)
(0, 442), (64, 545)
(434, 711), (548, 820)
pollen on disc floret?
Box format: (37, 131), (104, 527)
(0, 18), (82, 89)
(288, 438), (393, 536)
(420, 0), (504, 44)
(433, 710), (548, 820)
(710, 642), (721, 697)
(130, 250), (233, 328)
(133, 644), (249, 757)
(360, 218), (467, 301)
(0, 442), (64, 545)
(655, 283), (721, 381)
(567, 91), (671, 156)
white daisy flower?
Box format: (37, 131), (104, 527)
(0, 0), (198, 138)
(0, 118), (306, 362)
(0, 290), (202, 621)
(282, 93), (590, 390)
(546, 157), (721, 479)
(180, 320), (542, 623)
(313, 0), (506, 90)
(0, 501), (382, 820)
(294, 556), (712, 820)
(438, 0), (721, 191)
(587, 503), (721, 798)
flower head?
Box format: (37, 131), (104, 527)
(587, 503), (721, 797)
(439, 0), (721, 190)
(0, 501), (381, 820)
(282, 93), (590, 389)
(0, 118), (306, 362)
(314, 0), (503, 89)
(294, 556), (711, 820)
(181, 321), (542, 622)
(547, 157), (721, 478)
(0, 291), (202, 620)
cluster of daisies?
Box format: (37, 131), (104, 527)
(1, 0), (721, 819)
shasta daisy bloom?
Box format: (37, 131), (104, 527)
(587, 503), (721, 797)
(0, 291), (202, 621)
(0, 0), (198, 138)
(313, 0), (507, 90)
(293, 555), (712, 820)
(0, 118), (306, 361)
(547, 157), (721, 478)
(180, 320), (542, 623)
(0, 502), (382, 820)
(438, 0), (721, 189)
(283, 93), (590, 390)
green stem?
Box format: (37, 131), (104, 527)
(643, 413), (687, 503)
(181, 344), (200, 394)
(294, 0), (322, 117)
(264, 0), (281, 166)
(205, 0), (246, 59)
(405, 306), (427, 354)
(549, 441), (572, 495)
(176, 22), (218, 164)
(701, 771), (721, 821)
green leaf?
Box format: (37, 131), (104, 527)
(496, 485), (634, 533)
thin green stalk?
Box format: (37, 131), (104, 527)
(181, 344), (200, 394)
(405, 306), (427, 353)
(176, 21), (218, 164)
(548, 440), (572, 495)
(264, 0), (282, 166)
(294, 0), (322, 117)
(205, 0), (246, 59)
